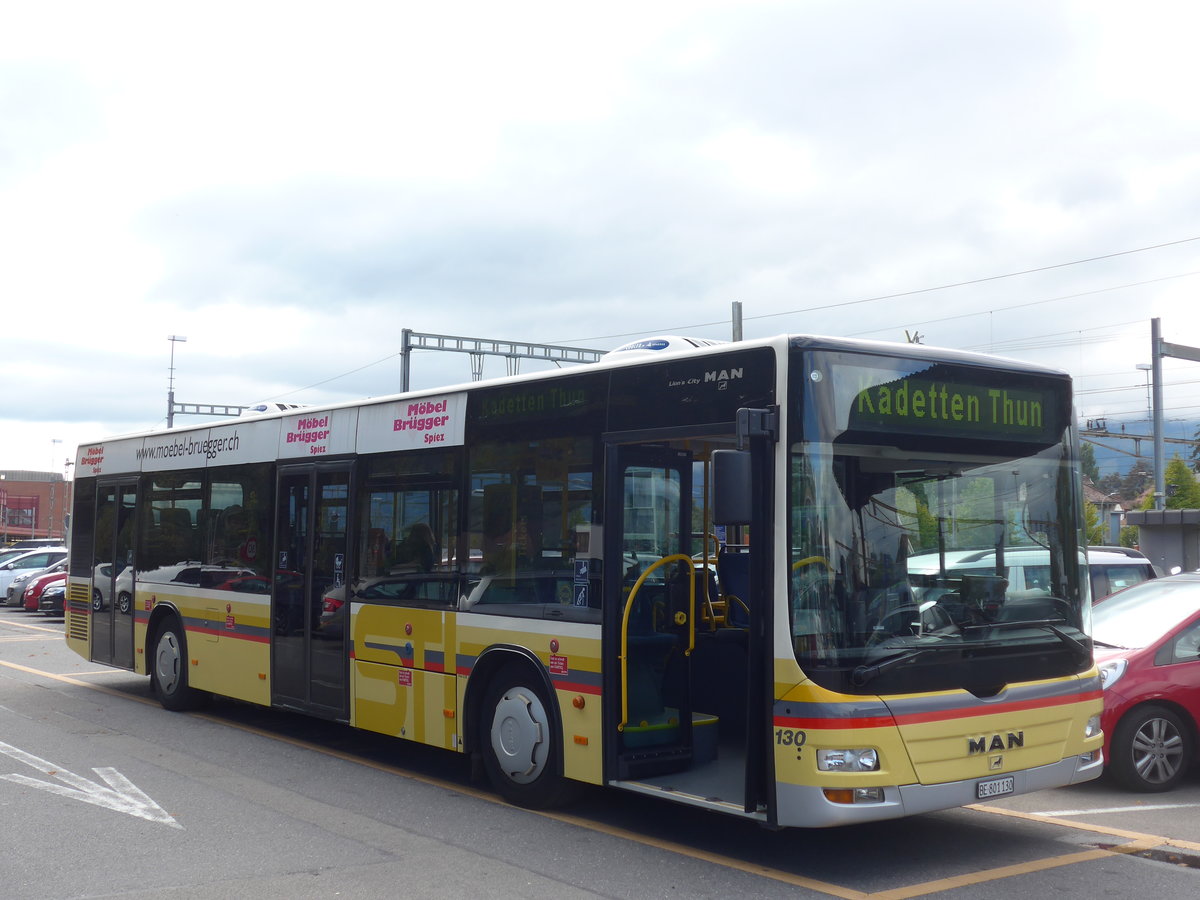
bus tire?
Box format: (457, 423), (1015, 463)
(150, 617), (207, 711)
(480, 663), (577, 809)
(1109, 704), (1193, 792)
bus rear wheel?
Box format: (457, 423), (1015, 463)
(150, 618), (207, 711)
(480, 664), (577, 809)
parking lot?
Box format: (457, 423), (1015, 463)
(3, 608), (1200, 898)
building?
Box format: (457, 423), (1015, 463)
(1083, 477), (1125, 545)
(0, 470), (72, 544)
(1125, 508), (1199, 575)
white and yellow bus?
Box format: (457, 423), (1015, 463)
(66, 334), (1103, 827)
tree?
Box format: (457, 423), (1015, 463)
(1080, 442), (1101, 486)
(1140, 454), (1200, 510)
(1097, 471), (1123, 497)
(1121, 461), (1154, 504)
(1084, 500), (1105, 544)
(1165, 455), (1200, 508)
(1119, 524), (1139, 548)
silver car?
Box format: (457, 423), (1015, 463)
(1, 549), (68, 607)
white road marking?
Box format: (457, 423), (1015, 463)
(1034, 802), (1200, 817)
(0, 740), (182, 828)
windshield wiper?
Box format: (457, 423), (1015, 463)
(967, 618), (1090, 662)
(852, 648), (935, 687)
(1092, 638), (1128, 650)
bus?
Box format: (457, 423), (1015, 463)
(66, 334), (1103, 828)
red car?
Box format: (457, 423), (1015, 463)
(21, 568), (66, 612)
(1093, 572), (1200, 792)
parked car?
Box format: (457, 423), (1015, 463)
(39, 579), (66, 617)
(907, 545), (1156, 602)
(1093, 572), (1200, 792)
(11, 560), (67, 610)
(0, 545), (58, 568)
(103, 562), (255, 613)
(0, 549), (68, 606)
(1086, 546), (1159, 600)
(5, 538), (65, 549)
(23, 569), (66, 612)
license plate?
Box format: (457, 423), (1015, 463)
(976, 776), (1015, 799)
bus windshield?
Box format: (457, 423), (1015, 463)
(788, 347), (1089, 695)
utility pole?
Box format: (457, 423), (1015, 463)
(398, 329), (604, 393)
(732, 301), (743, 341)
(167, 335), (187, 428)
(1150, 317), (1200, 510)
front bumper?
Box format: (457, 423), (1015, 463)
(775, 750), (1104, 828)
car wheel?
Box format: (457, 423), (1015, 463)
(92, 590), (104, 612)
(480, 663), (577, 809)
(150, 618), (207, 711)
(1109, 704), (1194, 792)
(117, 591), (132, 615)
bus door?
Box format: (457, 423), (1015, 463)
(273, 463), (352, 719)
(91, 480), (137, 669)
(604, 443), (706, 782)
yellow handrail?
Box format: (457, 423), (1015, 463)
(618, 553), (695, 733)
(792, 555), (832, 571)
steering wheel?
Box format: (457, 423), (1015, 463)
(868, 605), (923, 642)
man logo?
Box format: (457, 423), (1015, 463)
(704, 367), (743, 385)
(967, 732), (1024, 755)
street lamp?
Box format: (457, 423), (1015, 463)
(167, 335), (188, 428)
(50, 439), (61, 539)
(1135, 363), (1152, 426)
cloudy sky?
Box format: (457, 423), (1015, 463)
(3, 0), (1198, 478)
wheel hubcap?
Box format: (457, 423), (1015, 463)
(1132, 717), (1185, 784)
(490, 687), (548, 784)
(155, 633), (182, 694)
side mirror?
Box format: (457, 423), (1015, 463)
(712, 449), (752, 526)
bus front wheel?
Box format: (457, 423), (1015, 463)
(480, 664), (576, 809)
(150, 618), (207, 711)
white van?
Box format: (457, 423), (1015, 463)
(907, 545), (1156, 601)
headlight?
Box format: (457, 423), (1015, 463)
(1098, 658), (1127, 690)
(1085, 714), (1102, 739)
(817, 748), (880, 772)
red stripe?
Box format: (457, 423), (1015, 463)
(186, 625), (270, 644)
(774, 690), (1102, 731)
(551, 680), (602, 695)
(774, 715), (895, 730)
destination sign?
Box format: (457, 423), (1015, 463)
(846, 374), (1061, 443)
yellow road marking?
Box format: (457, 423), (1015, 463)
(868, 840), (1159, 900)
(968, 802), (1200, 854)
(0, 618), (64, 636)
(5, 651), (1199, 896)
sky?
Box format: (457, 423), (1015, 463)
(3, 0), (1200, 480)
